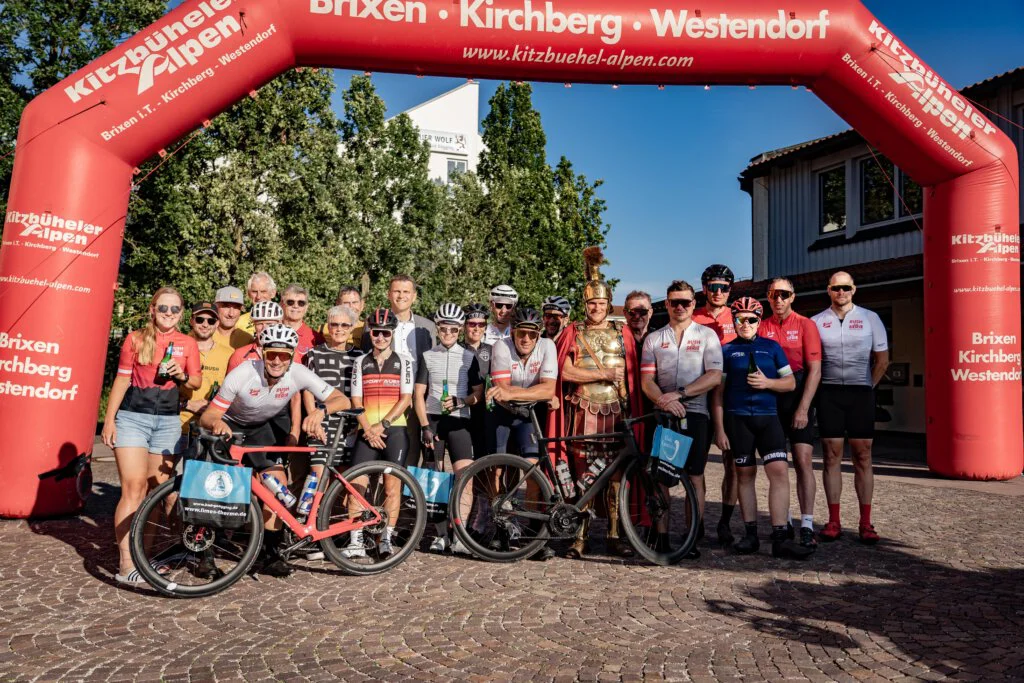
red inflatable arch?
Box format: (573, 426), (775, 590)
(1, 0), (1020, 516)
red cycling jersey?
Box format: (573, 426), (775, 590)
(759, 311), (822, 374)
(227, 343), (261, 373)
(117, 329), (200, 389)
(692, 306), (737, 344)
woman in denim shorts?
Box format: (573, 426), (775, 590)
(101, 287), (201, 584)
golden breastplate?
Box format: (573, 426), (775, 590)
(572, 326), (627, 405)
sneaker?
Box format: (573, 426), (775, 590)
(716, 520), (735, 547)
(260, 557), (293, 578)
(799, 527), (818, 549)
(819, 520), (842, 542)
(295, 545), (325, 562)
(378, 528), (395, 557)
(858, 524), (880, 545)
(734, 535), (760, 554)
(786, 522), (796, 540)
(489, 530), (509, 553)
(772, 538), (814, 560)
(451, 537), (472, 556)
(342, 530), (367, 559)
(193, 551), (223, 580)
(430, 535), (450, 553)
(530, 545), (556, 561)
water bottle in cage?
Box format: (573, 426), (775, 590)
(554, 460), (575, 497)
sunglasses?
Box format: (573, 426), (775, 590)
(493, 302), (514, 310)
(667, 298), (693, 308)
(438, 326), (461, 335)
(627, 308), (651, 317)
(370, 329), (393, 338)
(465, 321), (487, 328)
(156, 305), (182, 314)
(193, 315), (217, 324)
(284, 299), (308, 307)
(543, 312), (564, 319)
(735, 316), (760, 325)
(514, 329), (540, 340)
(707, 284), (731, 294)
(264, 350), (293, 362)
(769, 290), (794, 301)
(830, 285), (854, 293)
(328, 322), (353, 329)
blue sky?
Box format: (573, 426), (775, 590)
(326, 0), (1023, 302)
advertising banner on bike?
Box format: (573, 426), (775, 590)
(404, 466), (453, 522)
(180, 460), (252, 530)
(651, 426), (692, 486)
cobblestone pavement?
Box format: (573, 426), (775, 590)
(2, 456), (1023, 682)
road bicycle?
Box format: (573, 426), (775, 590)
(449, 402), (700, 565)
(128, 409), (426, 597)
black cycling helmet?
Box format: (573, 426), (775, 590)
(701, 264), (735, 286)
(367, 307), (398, 331)
(463, 303), (489, 321)
(512, 307), (543, 331)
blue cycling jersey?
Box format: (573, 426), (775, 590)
(721, 336), (793, 416)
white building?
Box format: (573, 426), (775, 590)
(399, 81), (484, 185)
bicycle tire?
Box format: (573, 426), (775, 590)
(129, 478), (264, 598)
(449, 453), (555, 562)
(317, 461), (426, 575)
(618, 458), (700, 566)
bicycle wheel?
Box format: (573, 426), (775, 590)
(317, 461), (426, 575)
(619, 458), (699, 565)
(129, 478), (263, 598)
(449, 453), (556, 562)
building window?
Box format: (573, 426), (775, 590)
(899, 173), (923, 217)
(861, 155), (923, 225)
(819, 166), (846, 234)
(447, 158), (467, 178)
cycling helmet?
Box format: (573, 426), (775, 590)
(542, 295), (571, 316)
(258, 323), (299, 349)
(463, 302), (489, 321)
(367, 307), (398, 331)
(434, 302), (466, 326)
(251, 300), (284, 322)
(701, 264), (735, 286)
(730, 297), (763, 318)
(512, 307), (543, 331)
(489, 284), (519, 305)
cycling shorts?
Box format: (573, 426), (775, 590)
(655, 412), (710, 476)
(493, 405), (540, 456)
(223, 409), (293, 470)
(724, 414), (788, 468)
(427, 415), (475, 463)
(351, 426), (409, 467)
(776, 381), (817, 447)
(817, 384), (875, 440)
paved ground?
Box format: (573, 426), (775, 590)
(2, 449), (1023, 682)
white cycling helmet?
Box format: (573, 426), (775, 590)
(251, 300), (284, 322)
(489, 284), (519, 305)
(434, 302), (466, 326)
(542, 295), (571, 316)
(258, 323), (299, 350)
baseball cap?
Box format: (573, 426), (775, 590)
(191, 301), (217, 316)
(215, 286), (244, 304)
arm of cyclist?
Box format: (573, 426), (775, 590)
(641, 374), (685, 419)
(870, 350), (890, 388)
(413, 383), (436, 447)
(794, 359), (821, 429)
(711, 381), (730, 452)
(300, 388), (351, 442)
(199, 403), (233, 437)
(101, 376), (131, 448)
(487, 377), (554, 404)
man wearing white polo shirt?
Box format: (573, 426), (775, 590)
(812, 271), (889, 545)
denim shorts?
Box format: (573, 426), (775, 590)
(115, 410), (184, 455)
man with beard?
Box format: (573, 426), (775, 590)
(178, 300), (233, 453)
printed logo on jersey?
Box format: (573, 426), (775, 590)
(528, 361), (541, 374)
(849, 320), (864, 330)
(822, 321), (833, 329)
(686, 339), (701, 352)
(249, 389), (261, 397)
(274, 387), (290, 399)
(660, 341), (671, 349)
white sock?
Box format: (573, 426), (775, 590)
(384, 525), (395, 541)
(787, 510), (793, 526)
(801, 514), (814, 530)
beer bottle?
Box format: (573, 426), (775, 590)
(207, 381), (220, 401)
(484, 375), (495, 412)
(441, 379), (451, 416)
(747, 351), (759, 376)
(156, 343), (175, 383)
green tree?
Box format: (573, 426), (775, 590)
(551, 156), (612, 312)
(0, 0), (167, 215)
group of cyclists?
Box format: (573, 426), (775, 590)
(102, 251), (889, 582)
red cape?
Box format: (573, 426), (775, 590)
(546, 320), (646, 465)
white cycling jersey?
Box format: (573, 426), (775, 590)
(491, 337), (559, 388)
(641, 322), (723, 416)
(212, 360), (334, 425)
(812, 305), (888, 386)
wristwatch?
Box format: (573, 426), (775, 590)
(315, 401), (327, 414)
(381, 418), (392, 430)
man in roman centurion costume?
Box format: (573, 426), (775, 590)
(548, 247), (645, 558)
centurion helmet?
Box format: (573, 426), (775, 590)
(434, 302), (467, 326)
(250, 300), (284, 322)
(582, 247), (612, 302)
(730, 297), (763, 318)
(701, 264), (735, 286)
(463, 303), (489, 321)
(258, 324), (299, 349)
(512, 307), (543, 331)
(489, 284), (519, 305)
(542, 295), (571, 316)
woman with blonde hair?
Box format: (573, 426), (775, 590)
(101, 287), (201, 584)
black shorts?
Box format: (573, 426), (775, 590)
(427, 415), (475, 463)
(351, 426), (410, 467)
(655, 412), (710, 476)
(817, 385), (875, 440)
(776, 383), (817, 447)
(724, 414), (788, 468)
(224, 410), (292, 470)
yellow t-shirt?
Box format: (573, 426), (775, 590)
(179, 341), (234, 432)
(213, 326), (254, 350)
(237, 312), (256, 335)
